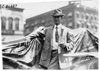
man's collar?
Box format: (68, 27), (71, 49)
(54, 24), (62, 29)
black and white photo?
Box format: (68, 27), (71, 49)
(1, 0), (99, 70)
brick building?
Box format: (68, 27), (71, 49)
(24, 2), (98, 35)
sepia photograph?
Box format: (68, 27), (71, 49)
(0, 0), (99, 70)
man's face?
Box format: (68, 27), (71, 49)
(53, 16), (62, 25)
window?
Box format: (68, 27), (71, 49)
(41, 20), (45, 23)
(95, 23), (98, 32)
(8, 17), (13, 30)
(94, 15), (98, 21)
(76, 11), (80, 19)
(68, 22), (73, 27)
(77, 21), (81, 28)
(85, 13), (90, 21)
(91, 23), (94, 29)
(34, 27), (38, 30)
(1, 16), (6, 30)
(76, 4), (80, 8)
(81, 13), (85, 19)
(35, 20), (38, 25)
(86, 22), (90, 29)
(68, 12), (72, 20)
(15, 18), (19, 30)
(90, 14), (94, 21)
(41, 20), (45, 25)
(81, 21), (85, 28)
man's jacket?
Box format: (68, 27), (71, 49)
(39, 25), (74, 68)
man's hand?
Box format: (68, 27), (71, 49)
(59, 42), (73, 51)
(58, 43), (66, 48)
(66, 44), (73, 51)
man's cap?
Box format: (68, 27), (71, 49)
(51, 9), (65, 17)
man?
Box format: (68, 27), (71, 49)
(39, 9), (74, 69)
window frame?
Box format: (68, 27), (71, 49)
(8, 17), (13, 30)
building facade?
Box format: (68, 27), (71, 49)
(0, 7), (24, 35)
(24, 2), (98, 36)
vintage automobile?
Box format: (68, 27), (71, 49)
(2, 27), (98, 70)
